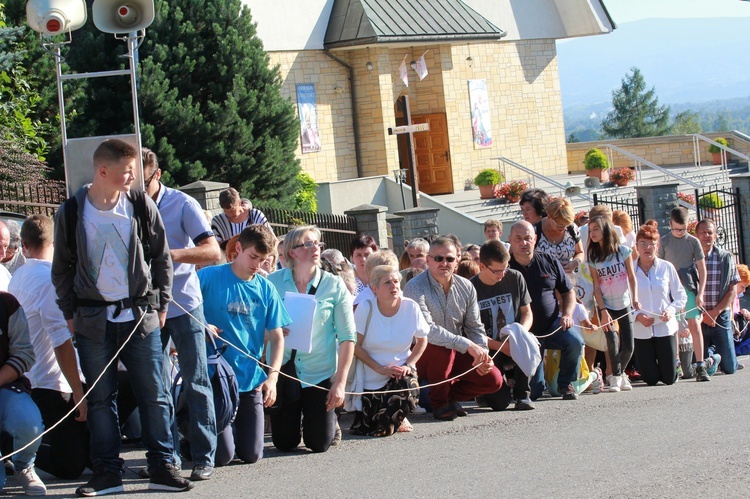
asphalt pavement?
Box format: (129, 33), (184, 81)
(6, 358), (750, 498)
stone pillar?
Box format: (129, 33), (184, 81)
(394, 207), (440, 242)
(731, 174), (750, 264)
(179, 180), (229, 212)
(344, 204), (389, 249)
(634, 183), (679, 234)
(387, 214), (405, 257)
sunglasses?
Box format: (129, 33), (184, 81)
(430, 255), (456, 263)
(144, 168), (160, 188)
(293, 241), (325, 250)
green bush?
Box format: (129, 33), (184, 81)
(474, 169), (504, 186)
(584, 148), (609, 171)
(699, 192), (724, 209)
(292, 172), (318, 212)
(708, 137), (729, 154)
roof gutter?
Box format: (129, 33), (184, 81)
(326, 32), (506, 50)
(324, 50), (363, 179)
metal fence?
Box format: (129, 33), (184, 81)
(693, 188), (744, 264)
(592, 193), (645, 226)
(258, 207), (359, 255)
(0, 181), (66, 217)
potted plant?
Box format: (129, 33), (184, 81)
(708, 137), (729, 165)
(474, 169), (504, 199)
(496, 180), (528, 203)
(609, 167), (636, 186)
(678, 192), (696, 206)
(698, 192), (724, 216)
(583, 148), (610, 182)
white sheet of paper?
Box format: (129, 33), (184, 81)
(283, 291), (317, 353)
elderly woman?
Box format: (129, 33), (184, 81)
(519, 188), (549, 225)
(632, 221), (687, 386)
(534, 197), (584, 273)
(349, 265), (428, 436)
(267, 225), (356, 453)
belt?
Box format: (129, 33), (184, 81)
(76, 293), (158, 318)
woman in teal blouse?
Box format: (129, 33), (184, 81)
(267, 225), (356, 452)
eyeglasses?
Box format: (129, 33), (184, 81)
(637, 241), (657, 248)
(293, 241), (325, 250)
(429, 255), (456, 263)
(671, 227), (686, 233)
(486, 265), (508, 276)
(144, 168), (160, 188)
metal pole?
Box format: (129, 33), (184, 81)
(52, 44), (77, 197)
(127, 32), (145, 190)
(400, 179), (406, 209)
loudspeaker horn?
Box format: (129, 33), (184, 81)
(26, 0), (87, 37)
(92, 0), (155, 33)
(584, 177), (600, 189)
(564, 181), (581, 197)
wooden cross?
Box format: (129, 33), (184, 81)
(387, 95), (429, 208)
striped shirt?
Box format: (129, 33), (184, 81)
(211, 209), (271, 243)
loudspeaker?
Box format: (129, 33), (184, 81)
(92, 0), (155, 33)
(584, 177), (600, 189)
(564, 181), (581, 197)
(26, 0), (87, 36)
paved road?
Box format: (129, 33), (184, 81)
(7, 359), (750, 498)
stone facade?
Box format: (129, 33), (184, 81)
(267, 39), (568, 190)
(344, 204), (389, 249)
(635, 184), (679, 234)
(394, 207), (440, 242)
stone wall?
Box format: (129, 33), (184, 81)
(567, 133), (750, 173)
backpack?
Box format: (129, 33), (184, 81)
(173, 335), (239, 436)
(63, 189), (152, 263)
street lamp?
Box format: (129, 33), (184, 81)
(393, 169), (408, 209)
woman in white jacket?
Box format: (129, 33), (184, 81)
(632, 221), (687, 386)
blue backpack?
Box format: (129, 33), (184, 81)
(173, 335), (239, 436)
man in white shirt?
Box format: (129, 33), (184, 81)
(0, 221), (12, 290)
(9, 214), (90, 480)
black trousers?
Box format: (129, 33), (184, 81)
(634, 336), (677, 386)
(481, 352), (531, 410)
(270, 379), (335, 453)
(30, 388), (91, 479)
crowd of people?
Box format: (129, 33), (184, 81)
(0, 140), (747, 496)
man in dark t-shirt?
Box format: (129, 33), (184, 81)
(508, 221), (584, 401)
(471, 240), (534, 410)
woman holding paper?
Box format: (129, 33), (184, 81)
(349, 265), (429, 436)
(267, 225), (356, 453)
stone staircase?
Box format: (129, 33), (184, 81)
(436, 161), (748, 224)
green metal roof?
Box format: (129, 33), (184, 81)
(324, 0), (506, 49)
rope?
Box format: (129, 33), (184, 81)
(0, 312), (148, 462)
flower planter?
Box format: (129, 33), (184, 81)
(712, 151), (729, 165)
(479, 184), (498, 199)
(586, 168), (609, 183)
(505, 195), (520, 203)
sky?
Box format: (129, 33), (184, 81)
(604, 0), (750, 24)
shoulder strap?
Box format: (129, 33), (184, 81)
(64, 197), (79, 263)
(567, 223), (581, 243)
(362, 299), (374, 338)
(288, 271), (322, 361)
(127, 190), (152, 263)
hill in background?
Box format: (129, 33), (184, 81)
(557, 17), (750, 139)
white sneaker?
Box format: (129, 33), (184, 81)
(607, 374), (621, 392)
(412, 405), (427, 414)
(620, 373), (633, 391)
(17, 466), (46, 496)
(591, 367), (603, 394)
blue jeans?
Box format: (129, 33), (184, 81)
(704, 310), (738, 374)
(76, 321), (174, 474)
(0, 388), (43, 491)
(162, 306), (217, 467)
(530, 318), (585, 400)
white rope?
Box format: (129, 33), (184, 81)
(0, 312), (148, 462)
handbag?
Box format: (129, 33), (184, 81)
(344, 299), (374, 412)
(585, 307), (609, 352)
(265, 275), (321, 414)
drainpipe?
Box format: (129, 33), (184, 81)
(325, 50), (363, 178)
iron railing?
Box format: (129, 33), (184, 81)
(692, 188), (744, 265)
(592, 193), (645, 226)
(258, 207), (359, 256)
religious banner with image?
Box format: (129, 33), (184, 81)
(297, 84), (321, 153)
(468, 79), (492, 149)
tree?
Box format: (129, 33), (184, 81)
(601, 67), (670, 139)
(0, 2), (53, 159)
(41, 0), (300, 206)
(670, 110), (702, 135)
